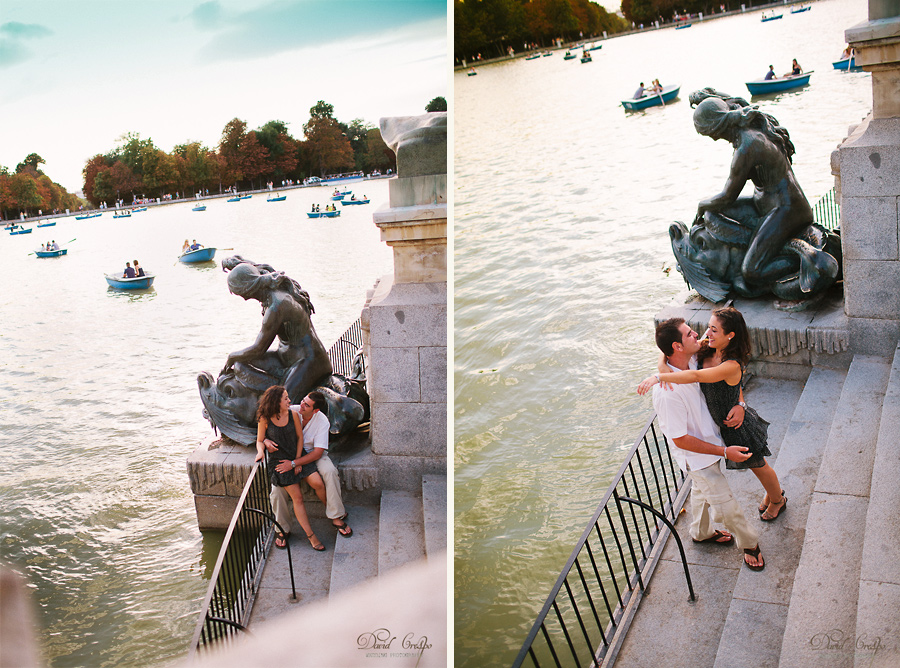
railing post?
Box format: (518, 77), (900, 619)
(244, 509), (298, 601)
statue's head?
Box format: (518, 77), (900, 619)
(226, 263), (269, 300)
(693, 97), (733, 140)
(197, 370), (261, 444)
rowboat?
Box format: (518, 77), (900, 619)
(10, 227), (33, 235)
(542, 51), (553, 57)
(178, 247), (217, 263)
(38, 222), (57, 228)
(790, 5), (810, 13)
(323, 210), (341, 218)
(133, 206), (148, 213)
(113, 210), (132, 219)
(467, 70), (477, 76)
(192, 205), (207, 211)
(267, 195), (286, 202)
(35, 248), (68, 258)
(526, 53), (541, 61)
(833, 57), (861, 71)
(340, 198), (370, 205)
(563, 51), (576, 60)
(586, 44), (603, 51)
(746, 71), (812, 95)
(761, 12), (783, 21)
(227, 197), (241, 202)
(307, 212), (323, 218)
(75, 212), (101, 220)
(240, 195), (252, 200)
(621, 84), (681, 111)
(331, 194), (346, 201)
(105, 272), (155, 289)
(581, 53), (592, 63)
(675, 22), (692, 29)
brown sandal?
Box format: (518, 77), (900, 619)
(306, 532), (325, 551)
(274, 532), (288, 549)
(692, 529), (733, 545)
(743, 545), (765, 571)
(761, 495), (787, 522)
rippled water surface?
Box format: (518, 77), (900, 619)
(0, 181), (392, 666)
(454, 0), (870, 664)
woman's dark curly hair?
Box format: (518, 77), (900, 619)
(697, 306), (751, 369)
(256, 384), (287, 422)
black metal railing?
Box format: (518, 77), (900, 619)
(328, 318), (365, 378)
(813, 187), (840, 232)
(512, 413), (693, 668)
(188, 459), (285, 657)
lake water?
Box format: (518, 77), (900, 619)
(453, 0), (871, 664)
(0, 181), (392, 666)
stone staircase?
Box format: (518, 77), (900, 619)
(248, 473), (446, 625)
(614, 346), (900, 668)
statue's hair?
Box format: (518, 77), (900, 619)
(655, 318), (686, 357)
(225, 260), (314, 314)
(692, 93), (795, 163)
(256, 384), (287, 422)
(697, 306), (751, 369)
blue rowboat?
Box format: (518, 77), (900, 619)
(178, 247), (217, 263)
(331, 194), (346, 200)
(133, 206), (148, 213)
(340, 198), (370, 205)
(542, 51), (553, 57)
(581, 54), (592, 63)
(35, 248), (68, 258)
(563, 52), (576, 60)
(267, 195), (286, 202)
(525, 53), (541, 61)
(621, 84), (681, 111)
(240, 195), (252, 200)
(38, 222), (56, 228)
(761, 12), (783, 21)
(76, 212), (101, 220)
(587, 44), (603, 51)
(790, 5), (810, 13)
(105, 272), (155, 289)
(227, 197), (241, 202)
(192, 205), (207, 211)
(833, 57), (861, 71)
(307, 212), (323, 218)
(323, 210), (341, 218)
(746, 71), (812, 95)
(113, 210), (132, 218)
(10, 227), (33, 235)
(675, 22), (692, 29)
(467, 70), (477, 76)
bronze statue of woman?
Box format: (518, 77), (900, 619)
(692, 96), (815, 295)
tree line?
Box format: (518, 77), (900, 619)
(0, 154), (83, 220)
(621, 0), (748, 25)
(82, 100), (405, 207)
(455, 0), (629, 62)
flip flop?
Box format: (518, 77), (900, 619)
(274, 532), (288, 549)
(332, 519), (353, 537)
(743, 544), (765, 571)
(692, 529), (733, 545)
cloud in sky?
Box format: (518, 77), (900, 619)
(192, 0), (446, 63)
(0, 21), (52, 68)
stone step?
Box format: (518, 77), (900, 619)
(778, 355), (892, 668)
(614, 376), (806, 668)
(854, 344), (900, 668)
(378, 490), (426, 576)
(328, 504), (380, 599)
(422, 474), (447, 560)
(712, 367), (848, 668)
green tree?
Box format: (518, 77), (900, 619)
(309, 101), (335, 120)
(10, 172), (42, 214)
(16, 153), (45, 175)
(218, 118), (247, 186)
(425, 96), (447, 112)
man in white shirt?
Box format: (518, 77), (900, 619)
(652, 318), (764, 571)
(269, 391), (352, 545)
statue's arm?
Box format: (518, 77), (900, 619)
(223, 304), (283, 371)
(698, 144), (755, 214)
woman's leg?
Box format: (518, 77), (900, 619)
(284, 484), (322, 548)
(750, 462), (786, 517)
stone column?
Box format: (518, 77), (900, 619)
(836, 10), (900, 355)
(362, 113), (447, 492)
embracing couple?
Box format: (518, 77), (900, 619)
(637, 306), (786, 571)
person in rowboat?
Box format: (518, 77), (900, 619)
(633, 82), (646, 99)
(123, 262), (136, 279)
(764, 65), (776, 80)
(182, 239), (190, 254)
(133, 260), (145, 277)
(784, 58), (802, 76)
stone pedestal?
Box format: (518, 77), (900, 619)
(837, 13), (900, 356)
(362, 113), (447, 492)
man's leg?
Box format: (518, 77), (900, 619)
(691, 461), (758, 550)
(315, 454), (346, 520)
(687, 469), (714, 541)
(270, 484), (294, 534)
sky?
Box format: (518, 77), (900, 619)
(0, 0), (448, 193)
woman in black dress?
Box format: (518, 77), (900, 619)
(639, 307), (787, 521)
(255, 384), (326, 550)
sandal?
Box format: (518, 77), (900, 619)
(761, 495), (787, 522)
(743, 545), (765, 571)
(692, 529), (733, 545)
(332, 519), (353, 537)
(306, 532), (325, 551)
(274, 532), (288, 549)
(758, 490), (784, 514)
